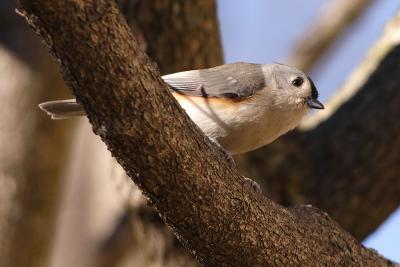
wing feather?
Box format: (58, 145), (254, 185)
(162, 62), (265, 99)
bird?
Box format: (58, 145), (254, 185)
(39, 62), (324, 156)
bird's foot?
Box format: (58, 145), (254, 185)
(209, 138), (236, 168)
(242, 177), (262, 196)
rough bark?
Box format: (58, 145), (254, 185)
(92, 1), (223, 266)
(0, 2), (74, 266)
(238, 13), (400, 240)
(17, 1), (397, 266)
(287, 0), (375, 72)
(121, 0), (223, 74)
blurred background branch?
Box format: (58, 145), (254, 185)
(287, 0), (375, 72)
(0, 1), (74, 267)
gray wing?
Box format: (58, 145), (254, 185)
(162, 62), (266, 99)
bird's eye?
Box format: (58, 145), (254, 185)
(291, 77), (304, 87)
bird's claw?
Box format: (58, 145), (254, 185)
(209, 138), (236, 168)
(242, 177), (262, 195)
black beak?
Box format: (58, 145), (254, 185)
(306, 76), (324, 109)
(305, 97), (324, 109)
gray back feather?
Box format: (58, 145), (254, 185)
(162, 62), (265, 99)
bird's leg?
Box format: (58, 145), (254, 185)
(242, 177), (263, 195)
(209, 139), (262, 195)
(209, 138), (236, 168)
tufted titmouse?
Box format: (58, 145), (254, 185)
(39, 62), (323, 155)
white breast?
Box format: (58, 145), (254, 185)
(173, 92), (307, 155)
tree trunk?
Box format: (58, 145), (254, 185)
(16, 1), (397, 266)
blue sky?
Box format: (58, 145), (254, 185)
(217, 0), (399, 261)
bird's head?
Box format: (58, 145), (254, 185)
(265, 64), (324, 111)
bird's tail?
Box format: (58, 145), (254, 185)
(39, 99), (85, 119)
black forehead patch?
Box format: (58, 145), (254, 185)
(307, 76), (318, 99)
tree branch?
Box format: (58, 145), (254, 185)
(91, 1), (223, 266)
(17, 1), (396, 266)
